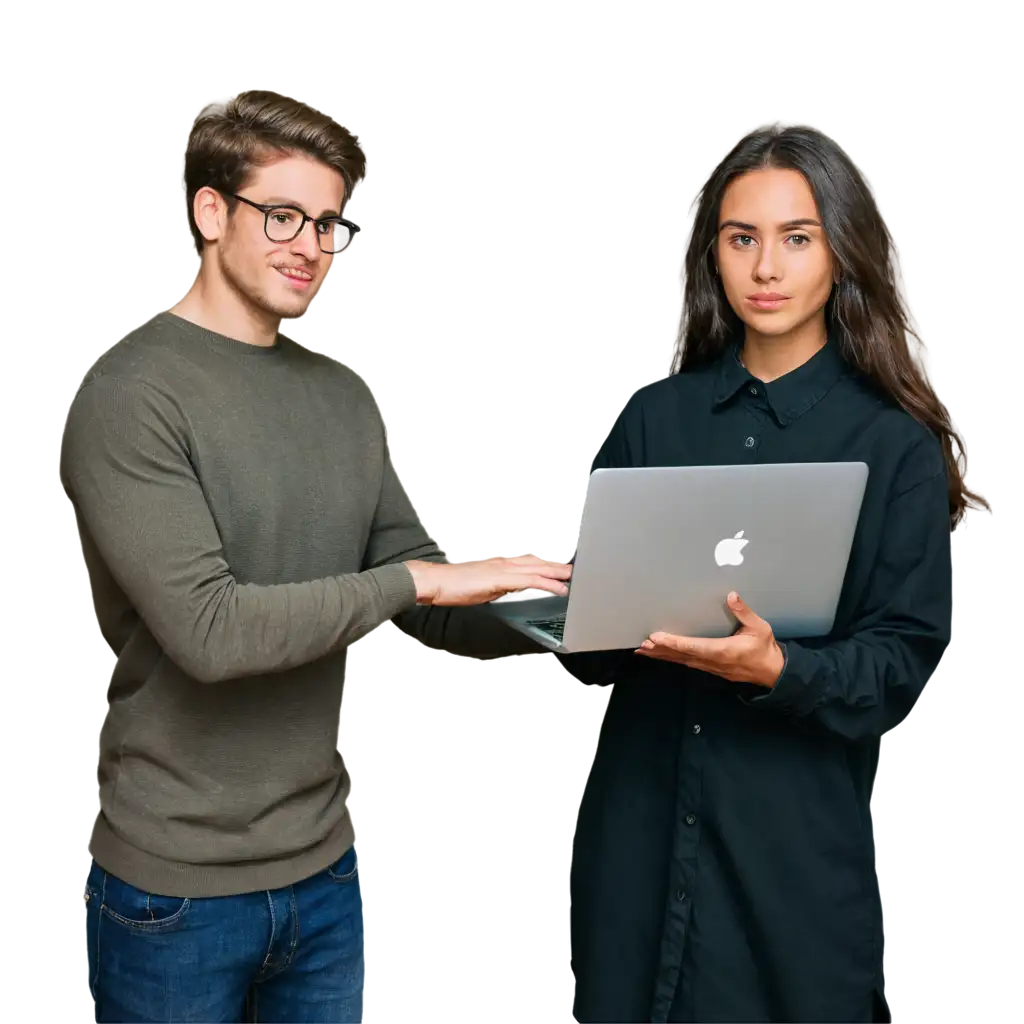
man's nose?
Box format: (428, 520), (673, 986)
(289, 219), (322, 261)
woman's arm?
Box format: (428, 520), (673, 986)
(741, 467), (951, 741)
(639, 440), (952, 741)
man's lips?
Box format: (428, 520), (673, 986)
(275, 266), (314, 287)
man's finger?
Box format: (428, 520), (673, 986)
(503, 552), (569, 569)
(524, 575), (570, 596)
(510, 556), (573, 578)
(528, 548), (569, 565)
(454, 548), (569, 565)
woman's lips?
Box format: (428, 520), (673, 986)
(747, 295), (789, 310)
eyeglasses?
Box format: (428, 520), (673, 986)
(225, 192), (361, 254)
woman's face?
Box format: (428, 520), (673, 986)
(715, 168), (836, 340)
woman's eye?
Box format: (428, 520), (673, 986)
(732, 234), (755, 247)
(787, 235), (811, 246)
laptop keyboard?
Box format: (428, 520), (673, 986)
(526, 617), (566, 643)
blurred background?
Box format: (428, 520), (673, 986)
(2, 9), (1024, 1024)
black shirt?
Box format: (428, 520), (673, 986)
(557, 338), (951, 1023)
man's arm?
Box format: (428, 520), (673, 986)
(61, 374), (423, 683)
(361, 453), (549, 659)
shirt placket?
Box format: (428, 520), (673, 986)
(739, 381), (771, 462)
(650, 706), (707, 1022)
(651, 381), (774, 1022)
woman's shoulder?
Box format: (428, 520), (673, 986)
(841, 374), (947, 490)
(621, 364), (717, 413)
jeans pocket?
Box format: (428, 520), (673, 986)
(78, 868), (98, 987)
(99, 870), (191, 931)
(326, 846), (358, 884)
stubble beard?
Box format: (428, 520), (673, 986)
(221, 246), (311, 322)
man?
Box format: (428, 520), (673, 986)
(61, 89), (568, 1024)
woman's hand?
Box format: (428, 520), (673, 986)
(635, 591), (785, 688)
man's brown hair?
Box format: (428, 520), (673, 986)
(184, 90), (367, 255)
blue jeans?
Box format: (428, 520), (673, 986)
(84, 846), (364, 1023)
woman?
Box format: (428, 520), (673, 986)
(556, 125), (986, 1024)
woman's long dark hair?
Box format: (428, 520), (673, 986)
(672, 124), (987, 528)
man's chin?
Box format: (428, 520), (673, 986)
(261, 293), (313, 320)
(275, 304), (309, 321)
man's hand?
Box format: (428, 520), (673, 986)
(634, 591), (785, 688)
(405, 555), (572, 606)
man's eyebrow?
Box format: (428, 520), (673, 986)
(718, 218), (822, 232)
(263, 196), (342, 218)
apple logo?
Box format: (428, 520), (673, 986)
(714, 530), (749, 567)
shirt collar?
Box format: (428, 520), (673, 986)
(712, 330), (848, 426)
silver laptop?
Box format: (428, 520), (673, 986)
(487, 462), (868, 653)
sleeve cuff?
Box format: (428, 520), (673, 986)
(554, 649), (634, 687)
(367, 561), (419, 619)
(741, 640), (829, 714)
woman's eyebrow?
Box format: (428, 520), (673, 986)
(718, 218), (822, 232)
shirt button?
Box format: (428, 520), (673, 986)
(745, 436), (756, 448)
(677, 889), (687, 901)
(685, 813), (697, 826)
(692, 724), (701, 734)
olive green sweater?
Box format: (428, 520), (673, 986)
(60, 312), (540, 897)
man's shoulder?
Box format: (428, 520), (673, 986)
(280, 335), (372, 390)
(75, 314), (178, 388)
(59, 321), (193, 485)
(59, 318), (192, 444)
(284, 337), (385, 421)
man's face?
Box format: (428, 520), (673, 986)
(213, 154), (347, 320)
(715, 167), (836, 340)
